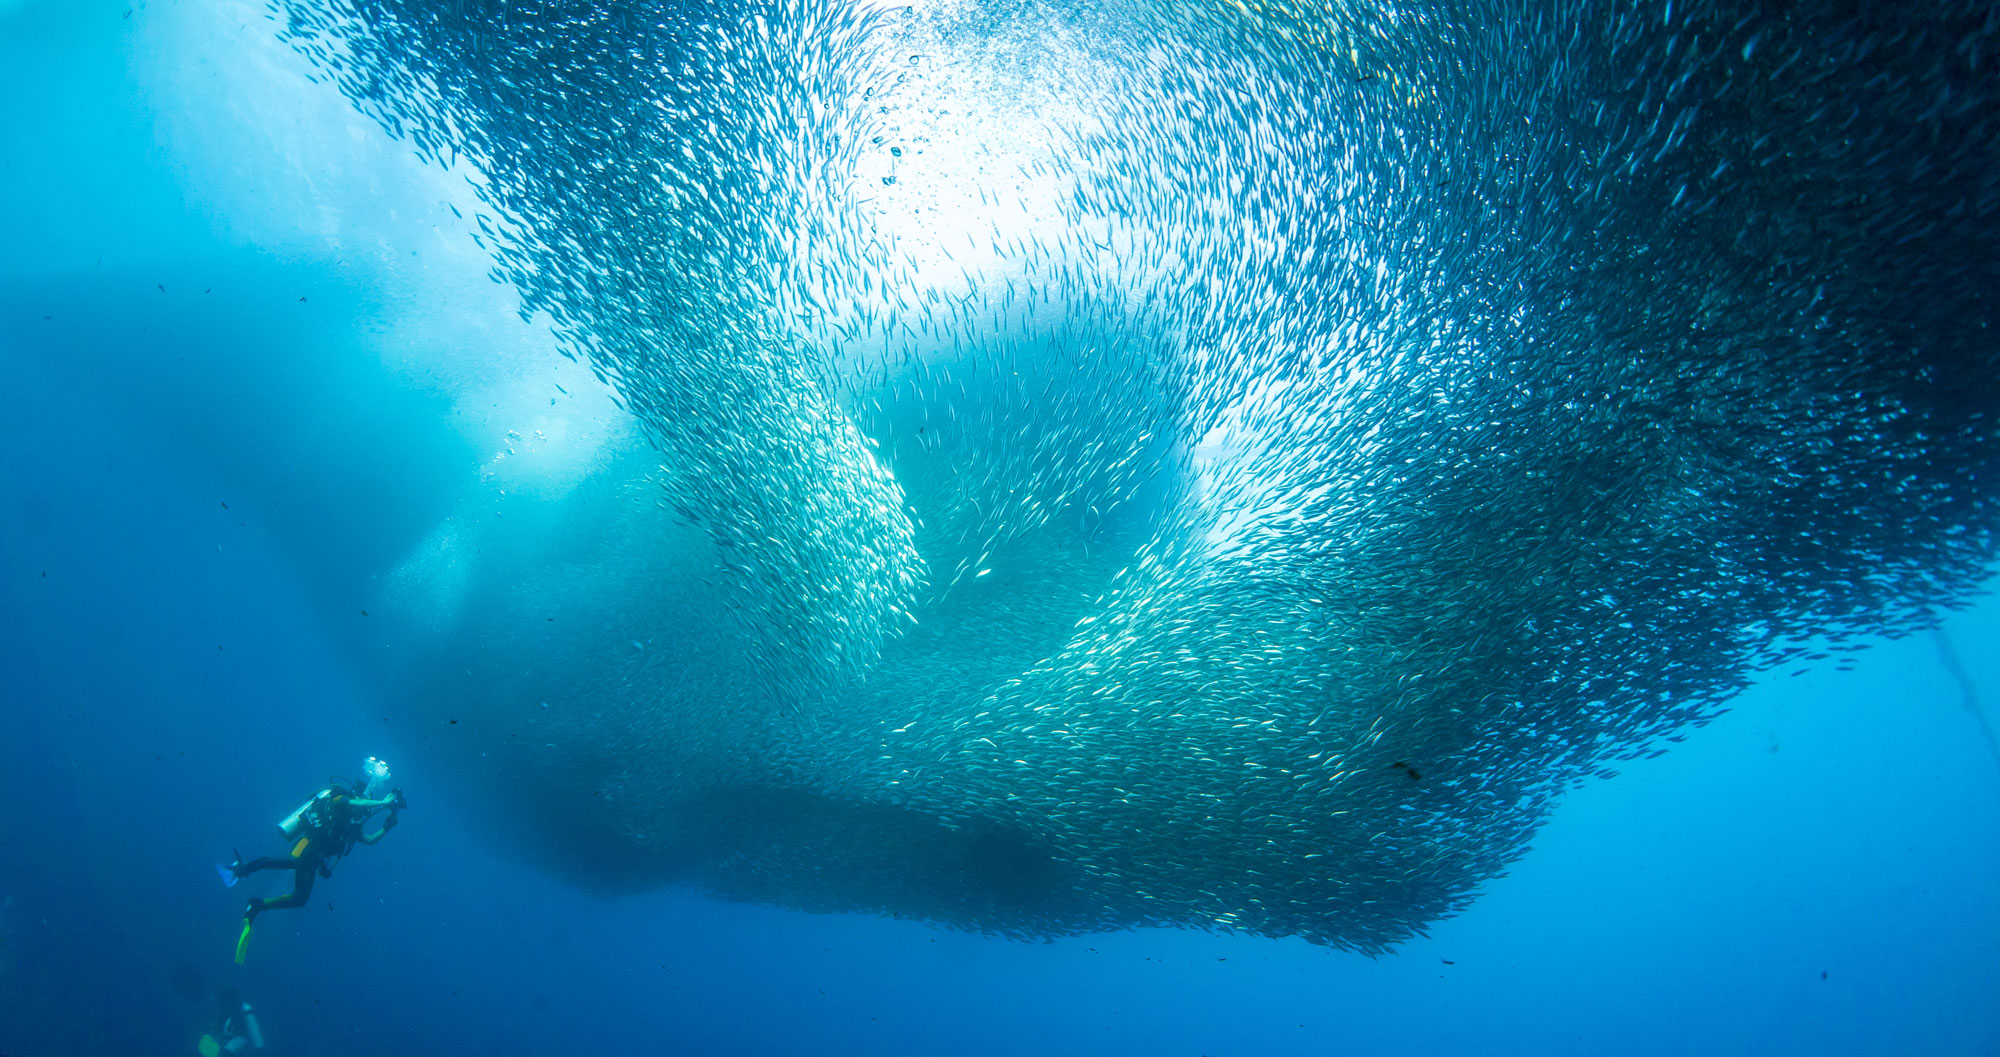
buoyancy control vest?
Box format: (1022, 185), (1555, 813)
(275, 784), (361, 861)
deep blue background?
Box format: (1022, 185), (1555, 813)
(3, 2), (1997, 1054)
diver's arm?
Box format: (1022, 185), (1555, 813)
(354, 788), (406, 843)
(353, 788), (407, 812)
(356, 810), (401, 844)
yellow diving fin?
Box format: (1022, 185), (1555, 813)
(198, 1032), (223, 1057)
(234, 918), (254, 965)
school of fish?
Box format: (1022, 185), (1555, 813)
(275, 0), (2000, 952)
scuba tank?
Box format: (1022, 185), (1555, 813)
(277, 788), (335, 840)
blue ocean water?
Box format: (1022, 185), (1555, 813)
(3, 2), (1998, 1055)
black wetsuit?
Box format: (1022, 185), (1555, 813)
(237, 792), (366, 920)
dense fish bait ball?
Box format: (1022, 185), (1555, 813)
(283, 0), (2000, 952)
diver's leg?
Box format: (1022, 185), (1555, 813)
(233, 857), (300, 877)
(246, 861), (318, 918)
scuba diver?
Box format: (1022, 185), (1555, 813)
(197, 988), (264, 1056)
(219, 756), (406, 962)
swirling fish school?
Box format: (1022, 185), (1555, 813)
(282, 0), (1999, 954)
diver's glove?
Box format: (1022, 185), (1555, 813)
(389, 787), (408, 811)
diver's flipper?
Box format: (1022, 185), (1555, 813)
(215, 863), (240, 888)
(234, 919), (254, 965)
(198, 1033), (222, 1057)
